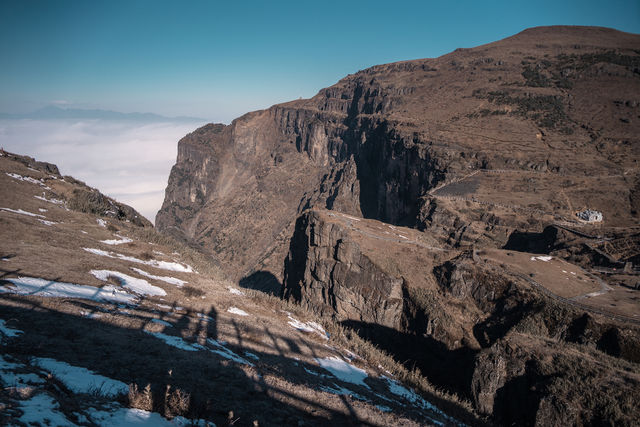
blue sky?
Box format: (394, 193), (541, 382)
(1, 0), (639, 122)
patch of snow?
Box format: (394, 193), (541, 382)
(197, 313), (214, 322)
(1, 257), (10, 261)
(150, 318), (172, 328)
(396, 234), (408, 239)
(320, 384), (368, 401)
(0, 319), (23, 339)
(83, 248), (195, 273)
(206, 338), (253, 366)
(227, 307), (249, 316)
(287, 314), (329, 340)
(377, 364), (393, 377)
(80, 310), (102, 319)
(87, 405), (212, 426)
(383, 376), (455, 425)
(38, 219), (57, 226)
(530, 255), (553, 262)
(38, 208), (48, 212)
(17, 393), (77, 426)
(0, 355), (45, 388)
(1, 369), (45, 387)
(97, 218), (107, 227)
(562, 270), (567, 273)
(156, 304), (172, 310)
(244, 351), (259, 360)
(303, 366), (323, 377)
(6, 172), (45, 186)
(153, 250), (165, 256)
(571, 271), (576, 275)
(144, 331), (204, 352)
(1, 207), (45, 218)
(228, 287), (245, 296)
(131, 267), (186, 287)
(81, 230), (88, 234)
(91, 270), (167, 297)
(34, 194), (65, 205)
(315, 356), (369, 388)
(101, 235), (133, 245)
(0, 276), (137, 304)
(34, 358), (128, 397)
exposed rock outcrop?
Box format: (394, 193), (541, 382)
(282, 209), (640, 424)
(158, 26), (640, 284)
(283, 210), (404, 329)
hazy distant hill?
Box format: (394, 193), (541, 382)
(0, 105), (205, 122)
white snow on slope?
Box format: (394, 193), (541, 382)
(382, 376), (457, 425)
(97, 218), (107, 227)
(206, 338), (253, 366)
(0, 319), (23, 340)
(83, 248), (195, 273)
(0, 276), (137, 304)
(5, 172), (49, 188)
(1, 207), (45, 218)
(530, 255), (553, 262)
(34, 358), (129, 397)
(91, 270), (167, 297)
(87, 405), (212, 426)
(38, 219), (58, 226)
(228, 287), (245, 296)
(315, 356), (369, 388)
(0, 355), (45, 389)
(227, 307), (249, 316)
(287, 313), (329, 340)
(144, 331), (203, 352)
(34, 194), (65, 205)
(131, 267), (186, 287)
(143, 331), (252, 366)
(150, 318), (172, 327)
(16, 393), (77, 426)
(101, 235), (134, 245)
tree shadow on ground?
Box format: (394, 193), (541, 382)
(0, 294), (467, 426)
(238, 271), (282, 296)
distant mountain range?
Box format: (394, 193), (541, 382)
(0, 105), (206, 122)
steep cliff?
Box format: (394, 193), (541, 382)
(157, 26), (640, 284)
(282, 209), (640, 425)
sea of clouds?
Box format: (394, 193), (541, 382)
(0, 119), (207, 223)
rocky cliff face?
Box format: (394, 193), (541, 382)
(157, 26), (640, 425)
(283, 210), (405, 329)
(158, 26), (640, 283)
(283, 209), (640, 425)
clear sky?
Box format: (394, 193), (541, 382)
(1, 0), (639, 123)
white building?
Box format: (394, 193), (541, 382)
(577, 209), (603, 222)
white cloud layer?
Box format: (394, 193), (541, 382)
(0, 119), (206, 223)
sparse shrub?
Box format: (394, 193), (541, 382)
(68, 188), (112, 216)
(138, 251), (154, 261)
(106, 223), (119, 233)
(164, 386), (191, 418)
(522, 65), (551, 87)
(129, 383), (154, 411)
